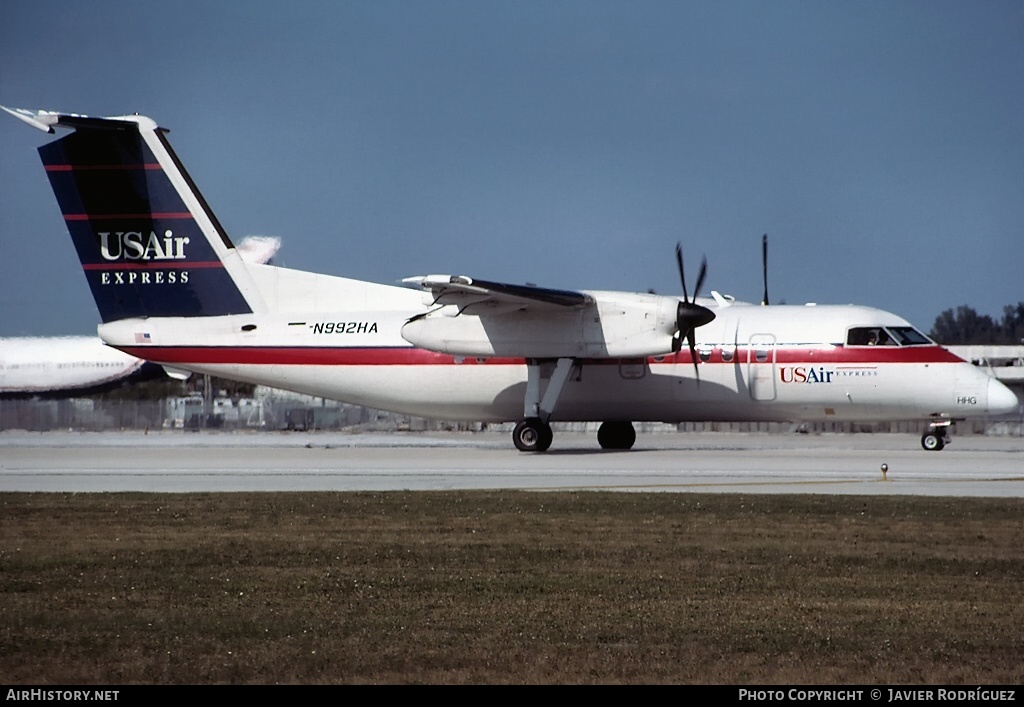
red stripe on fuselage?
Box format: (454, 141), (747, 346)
(117, 345), (964, 367)
(120, 346), (517, 366)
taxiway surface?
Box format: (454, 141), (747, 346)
(2, 430), (1022, 496)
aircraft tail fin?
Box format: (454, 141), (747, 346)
(6, 107), (263, 322)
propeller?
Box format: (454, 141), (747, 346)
(672, 243), (716, 378)
(761, 233), (769, 306)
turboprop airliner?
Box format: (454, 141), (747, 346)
(5, 107), (1017, 451)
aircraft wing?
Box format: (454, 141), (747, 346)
(401, 275), (690, 359)
(403, 275), (591, 313)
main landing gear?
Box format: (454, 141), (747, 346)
(921, 421), (951, 451)
(597, 421), (636, 450)
(512, 358), (639, 452)
(513, 358), (575, 452)
(512, 418), (638, 452)
(513, 417), (554, 452)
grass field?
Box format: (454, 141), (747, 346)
(1, 491), (1022, 684)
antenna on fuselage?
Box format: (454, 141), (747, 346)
(761, 233), (769, 306)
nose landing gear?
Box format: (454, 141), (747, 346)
(921, 421), (951, 451)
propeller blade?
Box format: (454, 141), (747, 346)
(761, 233), (769, 306)
(687, 330), (700, 380)
(672, 243), (716, 382)
(675, 242), (690, 302)
(693, 255), (708, 301)
(677, 300), (716, 384)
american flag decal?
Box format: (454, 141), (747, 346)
(134, 332), (152, 343)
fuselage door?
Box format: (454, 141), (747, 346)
(746, 333), (777, 401)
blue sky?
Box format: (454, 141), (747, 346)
(1, 0), (1021, 335)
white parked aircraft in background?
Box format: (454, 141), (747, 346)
(4, 107), (1017, 450)
(0, 336), (159, 398)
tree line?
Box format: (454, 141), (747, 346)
(929, 302), (1024, 345)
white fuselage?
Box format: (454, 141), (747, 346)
(96, 264), (1012, 424)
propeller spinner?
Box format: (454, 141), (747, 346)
(672, 243), (716, 377)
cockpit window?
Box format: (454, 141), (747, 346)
(847, 326), (932, 346)
(887, 326), (932, 346)
(847, 327), (896, 346)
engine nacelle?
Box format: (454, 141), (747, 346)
(401, 292), (682, 358)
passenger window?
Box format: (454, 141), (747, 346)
(721, 347), (734, 363)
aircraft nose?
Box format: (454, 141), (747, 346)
(987, 377), (1019, 415)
